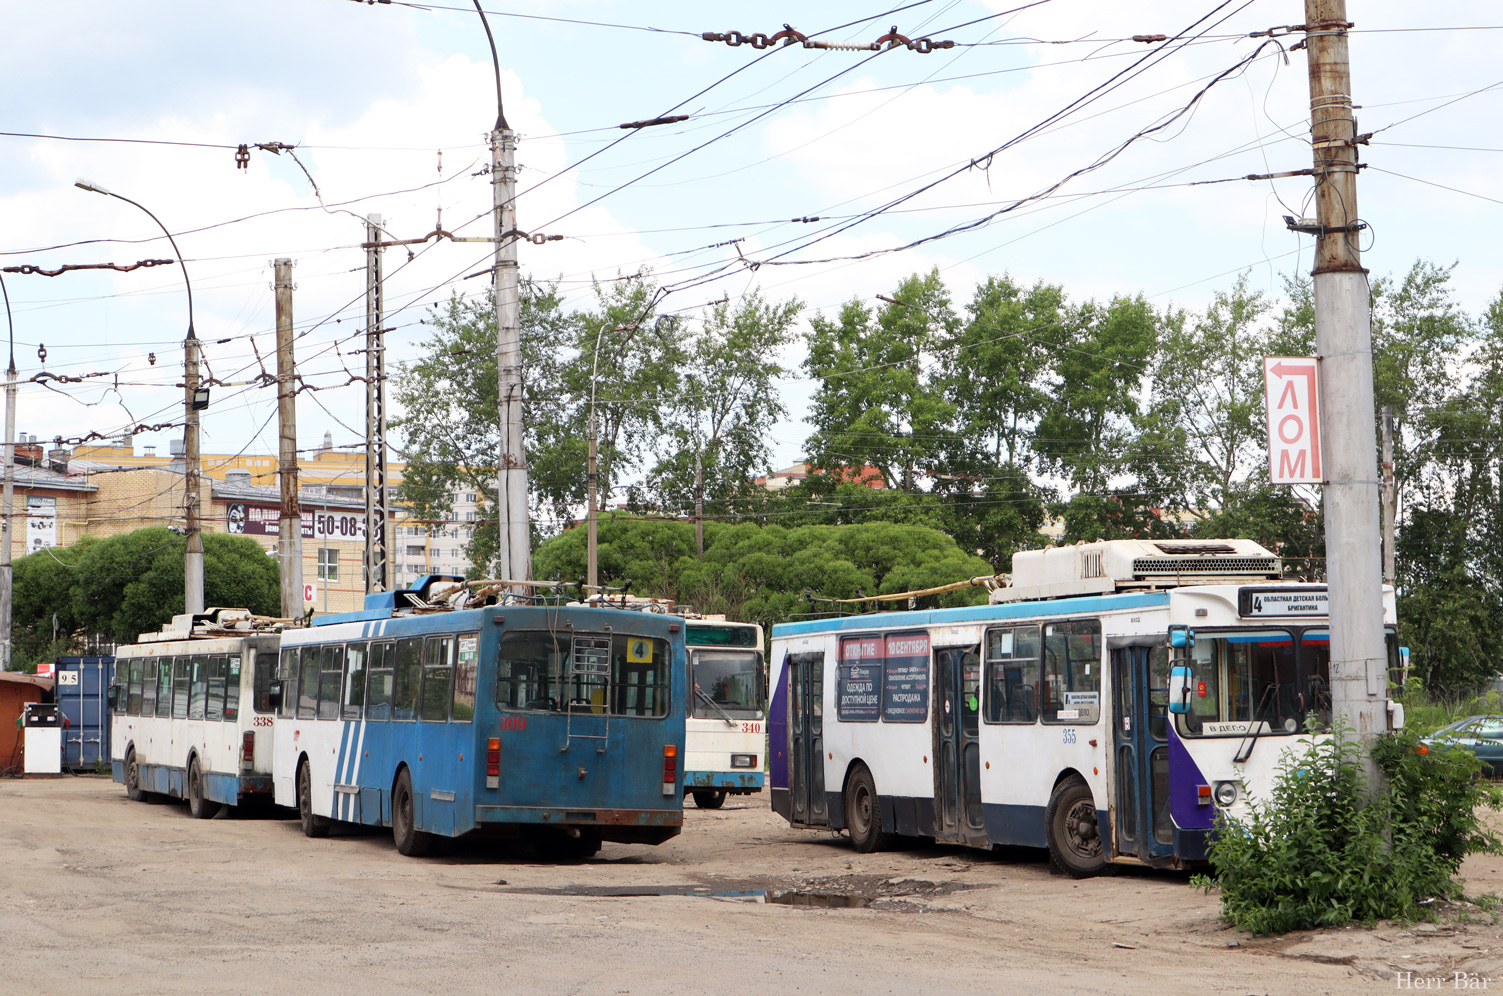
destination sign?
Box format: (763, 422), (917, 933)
(1238, 587), (1329, 617)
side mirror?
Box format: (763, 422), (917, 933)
(1169, 625), (1196, 649)
(267, 680), (284, 712)
(1168, 665), (1192, 715)
(106, 685), (121, 712)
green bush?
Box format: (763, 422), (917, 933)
(1199, 726), (1502, 934)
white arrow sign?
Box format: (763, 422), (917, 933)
(1264, 357), (1323, 484)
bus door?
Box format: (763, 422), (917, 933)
(1110, 646), (1174, 862)
(934, 645), (987, 846)
(787, 651), (827, 826)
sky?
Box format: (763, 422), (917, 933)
(2, 0), (1500, 480)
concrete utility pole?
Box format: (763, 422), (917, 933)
(1303, 0), (1389, 767)
(694, 450), (704, 559)
(0, 274), (15, 670)
(183, 318), (204, 616)
(469, 1), (531, 593)
(1380, 405), (1396, 584)
(364, 214), (390, 595)
(274, 258), (303, 618)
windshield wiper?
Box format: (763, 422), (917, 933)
(695, 686), (739, 727)
(1233, 684), (1279, 763)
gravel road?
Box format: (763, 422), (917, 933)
(3, 777), (1500, 995)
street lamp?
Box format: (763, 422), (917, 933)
(75, 179), (205, 614)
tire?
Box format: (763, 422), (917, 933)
(297, 760), (330, 839)
(392, 768), (432, 856)
(1045, 775), (1106, 878)
(691, 789), (727, 810)
(186, 757), (220, 820)
(844, 764), (895, 853)
(125, 749), (145, 802)
(529, 826), (602, 862)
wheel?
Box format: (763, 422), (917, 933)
(844, 764), (895, 853)
(297, 760), (330, 839)
(125, 749), (145, 802)
(528, 826), (602, 862)
(186, 757), (220, 819)
(1045, 776), (1106, 877)
(692, 789), (727, 810)
(392, 768), (432, 856)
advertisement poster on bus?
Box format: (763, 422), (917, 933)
(226, 503), (367, 541)
(837, 636), (882, 722)
(882, 632), (930, 723)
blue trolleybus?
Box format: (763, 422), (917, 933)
(769, 539), (1405, 875)
(271, 577), (688, 857)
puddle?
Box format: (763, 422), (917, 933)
(496, 884), (874, 908)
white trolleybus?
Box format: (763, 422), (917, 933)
(768, 539), (1405, 876)
(683, 617), (766, 809)
(109, 608), (283, 817)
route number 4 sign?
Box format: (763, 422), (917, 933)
(1264, 357), (1323, 484)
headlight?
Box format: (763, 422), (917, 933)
(1213, 781), (1239, 807)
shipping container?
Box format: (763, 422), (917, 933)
(56, 657), (114, 771)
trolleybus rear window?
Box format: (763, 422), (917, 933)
(495, 632), (670, 717)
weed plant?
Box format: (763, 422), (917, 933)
(1195, 725), (1502, 934)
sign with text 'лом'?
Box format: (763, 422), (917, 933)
(1264, 357), (1323, 484)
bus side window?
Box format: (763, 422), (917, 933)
(420, 636), (454, 722)
(1041, 620), (1101, 724)
(318, 645), (345, 721)
(127, 659), (144, 716)
(278, 649), (298, 719)
(392, 638), (422, 722)
(225, 656), (241, 722)
(452, 633), (478, 723)
(188, 655), (209, 721)
(141, 660), (158, 717)
(366, 643), (395, 722)
(984, 626), (1040, 724)
(297, 647), (320, 720)
(343, 644), (368, 720)
(173, 659), (191, 720)
(205, 656), (227, 722)
(158, 658), (175, 718)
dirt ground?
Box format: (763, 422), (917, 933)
(3, 777), (1502, 996)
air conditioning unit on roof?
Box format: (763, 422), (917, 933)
(991, 538), (1281, 603)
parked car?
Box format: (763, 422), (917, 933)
(1424, 715), (1503, 777)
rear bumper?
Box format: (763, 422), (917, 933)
(685, 770), (765, 792)
(475, 805), (682, 845)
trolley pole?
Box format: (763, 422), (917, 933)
(1302, 0), (1389, 772)
(274, 258), (303, 618)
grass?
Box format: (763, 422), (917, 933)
(1400, 688), (1503, 736)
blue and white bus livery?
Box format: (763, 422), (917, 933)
(768, 539), (1405, 876)
(683, 618), (766, 809)
(271, 578), (688, 858)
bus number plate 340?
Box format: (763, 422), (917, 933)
(740, 722), (762, 734)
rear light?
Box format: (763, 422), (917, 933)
(662, 744), (678, 796)
(241, 731), (255, 772)
(486, 737), (501, 790)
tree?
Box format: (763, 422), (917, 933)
(804, 269), (961, 489)
(533, 517), (994, 633)
(9, 538), (94, 669)
(646, 290), (802, 518)
(64, 528), (278, 645)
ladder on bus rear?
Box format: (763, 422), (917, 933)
(563, 635), (610, 753)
